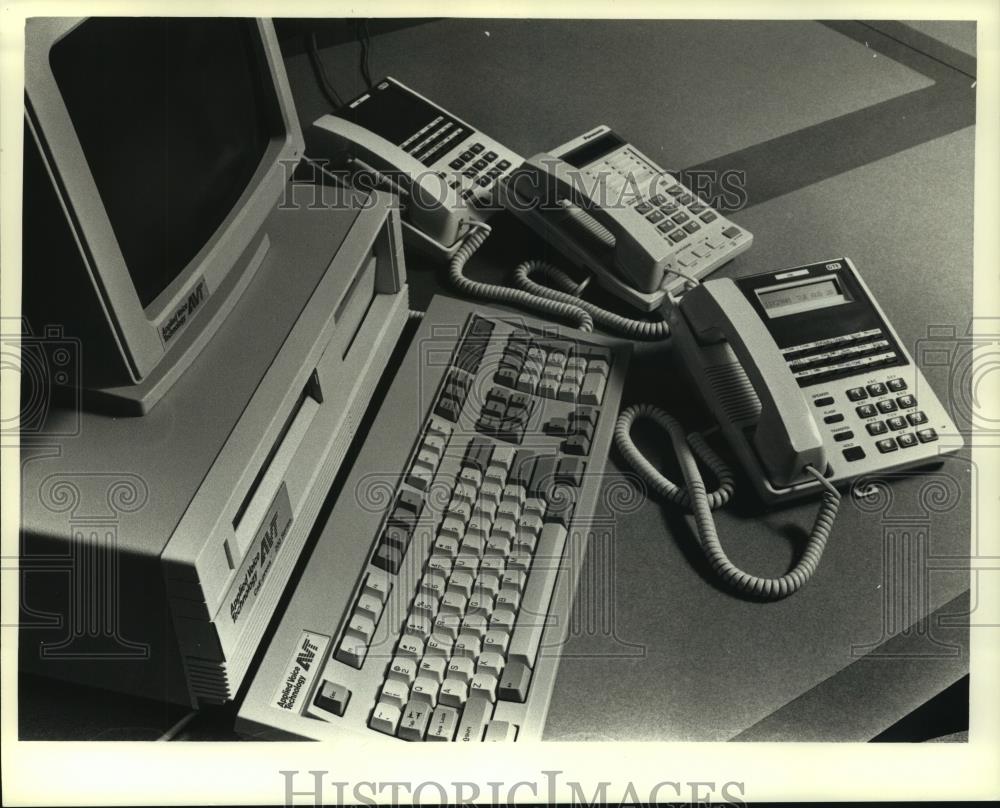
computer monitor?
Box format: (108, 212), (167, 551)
(23, 18), (303, 413)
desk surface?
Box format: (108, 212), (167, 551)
(20, 18), (976, 741)
(285, 18), (975, 742)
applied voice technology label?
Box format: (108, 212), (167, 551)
(272, 630), (331, 712)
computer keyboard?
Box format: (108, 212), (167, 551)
(236, 295), (631, 742)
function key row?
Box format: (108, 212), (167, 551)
(782, 329), (884, 359)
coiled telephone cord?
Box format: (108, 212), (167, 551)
(449, 224), (675, 339)
(613, 403), (841, 600)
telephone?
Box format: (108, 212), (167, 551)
(500, 127), (753, 311)
(614, 257), (963, 598)
(310, 77), (524, 257)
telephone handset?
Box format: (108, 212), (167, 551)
(667, 257), (963, 501)
(502, 127), (753, 312)
(309, 77), (524, 256)
(615, 257), (962, 598)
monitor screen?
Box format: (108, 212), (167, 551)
(50, 18), (275, 309)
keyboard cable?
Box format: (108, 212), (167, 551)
(613, 403), (841, 600)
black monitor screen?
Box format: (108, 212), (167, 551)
(50, 18), (275, 309)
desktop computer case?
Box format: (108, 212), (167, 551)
(20, 186), (409, 707)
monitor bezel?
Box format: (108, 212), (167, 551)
(24, 17), (304, 382)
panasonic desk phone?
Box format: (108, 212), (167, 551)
(233, 73), (964, 741)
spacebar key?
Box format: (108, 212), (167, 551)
(508, 523), (567, 671)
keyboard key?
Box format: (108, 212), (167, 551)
(498, 658), (532, 703)
(897, 432), (918, 448)
(314, 680), (351, 717)
(847, 387), (868, 401)
(917, 427), (938, 443)
(876, 399), (898, 414)
(509, 523), (566, 669)
(410, 676), (440, 705)
(896, 394), (917, 409)
(379, 678), (410, 710)
(363, 572), (392, 604)
(373, 542), (403, 574)
(580, 372), (607, 404)
(887, 377), (907, 391)
(470, 672), (498, 703)
(397, 633), (425, 658)
(369, 702), (402, 736)
(398, 698), (433, 741)
(426, 705), (460, 741)
(477, 651), (506, 679)
(866, 382), (887, 396)
(387, 656), (418, 686)
(907, 411), (928, 426)
(866, 421), (888, 436)
(484, 720), (518, 742)
(876, 438), (898, 453)
(887, 416), (907, 430)
(439, 678), (468, 708)
(856, 404), (877, 419)
(456, 692), (493, 742)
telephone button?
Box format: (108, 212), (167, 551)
(699, 211), (718, 223)
(897, 433), (919, 448)
(484, 150), (498, 161)
(677, 193), (694, 205)
(896, 394), (917, 409)
(688, 203), (706, 214)
(487, 167), (503, 179)
(917, 428), (938, 443)
(646, 210), (665, 224)
(842, 446), (866, 462)
(722, 226), (742, 239)
(662, 202), (679, 214)
(814, 396), (835, 407)
(887, 416), (907, 431)
(476, 176), (491, 187)
(460, 150), (475, 161)
(847, 387), (868, 401)
(866, 421), (888, 436)
(666, 184), (684, 196)
(450, 158), (465, 170)
(833, 430), (854, 442)
(866, 383), (887, 396)
(671, 212), (690, 225)
(462, 168), (477, 179)
(657, 221), (674, 234)
(876, 438), (898, 453)
(650, 193), (667, 206)
(876, 399), (897, 414)
(668, 230), (687, 243)
(683, 222), (701, 234)
(907, 411), (928, 426)
(472, 158), (489, 171)
(469, 143), (485, 154)
(887, 377), (907, 392)
(856, 404), (878, 419)
(823, 413), (844, 424)
(635, 202), (653, 215)
(497, 159), (511, 170)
